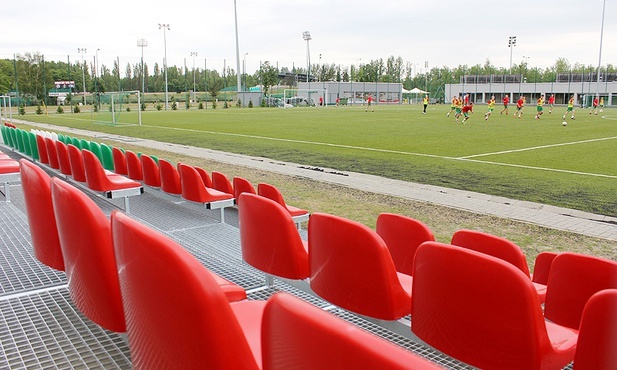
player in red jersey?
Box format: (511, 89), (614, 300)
(590, 96), (599, 115)
(461, 102), (474, 124)
(365, 94), (374, 112)
(547, 94), (555, 114)
(500, 95), (510, 115)
(514, 96), (525, 118)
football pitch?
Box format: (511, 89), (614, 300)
(21, 103), (617, 217)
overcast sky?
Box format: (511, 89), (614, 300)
(2, 0), (614, 77)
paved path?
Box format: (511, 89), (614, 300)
(25, 122), (617, 242)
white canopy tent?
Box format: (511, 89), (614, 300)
(403, 87), (429, 103)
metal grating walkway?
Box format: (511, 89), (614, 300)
(0, 150), (474, 368)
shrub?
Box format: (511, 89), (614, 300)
(156, 102), (163, 111)
(212, 101), (217, 109)
(18, 105), (25, 115)
(236, 99), (242, 108)
(141, 102), (146, 111)
(198, 101), (204, 109)
(73, 105), (80, 113)
(36, 104), (43, 115)
(93, 104), (99, 113)
(56, 106), (64, 114)
(171, 101), (178, 110)
(126, 105), (131, 112)
(248, 100), (253, 108)
(223, 101), (229, 109)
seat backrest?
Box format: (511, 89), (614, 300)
(194, 166), (212, 188)
(67, 144), (86, 182)
(35, 135), (49, 164)
(125, 150), (143, 181)
(531, 251), (558, 285)
(71, 137), (81, 149)
(257, 183), (287, 208)
(159, 159), (182, 195)
(376, 213), (435, 276)
(573, 289), (617, 370)
(82, 149), (112, 192)
(50, 178), (125, 332)
(140, 154), (161, 187)
(19, 160), (65, 271)
(239, 193), (308, 280)
(110, 211), (259, 370)
(233, 177), (256, 205)
(262, 292), (441, 370)
(178, 163), (211, 203)
(308, 213), (410, 320)
(27, 131), (39, 160)
(212, 171), (234, 195)
(89, 142), (104, 165)
(412, 241), (554, 370)
(544, 252), (617, 330)
(44, 137), (60, 169)
(451, 229), (531, 277)
(55, 140), (72, 176)
(100, 143), (115, 171)
(112, 147), (128, 175)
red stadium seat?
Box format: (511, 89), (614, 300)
(258, 182), (309, 226)
(158, 159), (182, 195)
(308, 213), (411, 320)
(178, 163), (234, 223)
(262, 292), (442, 370)
(44, 137), (60, 169)
(54, 140), (72, 176)
(233, 177), (256, 206)
(376, 213), (435, 276)
(531, 251), (558, 285)
(451, 229), (549, 303)
(573, 289), (617, 370)
(411, 241), (577, 370)
(140, 154), (161, 188)
(544, 252), (617, 330)
(111, 211), (263, 369)
(194, 166), (213, 188)
(51, 177), (126, 332)
(238, 193), (308, 281)
(35, 135), (49, 164)
(212, 171), (234, 196)
(19, 159), (64, 271)
(112, 147), (128, 176)
(0, 157), (20, 202)
(67, 144), (86, 182)
(125, 150), (143, 181)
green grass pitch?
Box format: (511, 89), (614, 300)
(20, 103), (617, 217)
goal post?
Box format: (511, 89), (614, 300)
(283, 88), (328, 107)
(91, 90), (142, 126)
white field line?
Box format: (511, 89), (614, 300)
(459, 136), (617, 159)
(146, 125), (617, 179)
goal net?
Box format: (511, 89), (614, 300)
(283, 88), (328, 107)
(91, 90), (142, 126)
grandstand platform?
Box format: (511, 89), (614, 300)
(0, 146), (476, 369)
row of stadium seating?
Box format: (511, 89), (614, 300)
(17, 157), (440, 369)
(3, 122), (616, 369)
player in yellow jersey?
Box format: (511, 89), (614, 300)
(484, 95), (496, 121)
(562, 95), (575, 120)
(422, 94), (429, 114)
(534, 95), (545, 119)
(599, 97), (604, 112)
(447, 96), (457, 117)
(454, 96), (464, 122)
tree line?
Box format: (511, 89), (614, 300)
(1, 52), (614, 105)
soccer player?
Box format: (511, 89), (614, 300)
(599, 97), (604, 112)
(461, 102), (473, 124)
(454, 96), (464, 122)
(485, 95), (496, 120)
(562, 95), (575, 120)
(547, 94), (555, 114)
(447, 95), (457, 117)
(365, 94), (374, 112)
(514, 96), (525, 118)
(589, 96), (599, 115)
(422, 94), (429, 114)
(500, 94), (510, 115)
(534, 95), (545, 119)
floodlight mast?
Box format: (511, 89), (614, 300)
(158, 23), (170, 110)
(137, 39), (148, 97)
(191, 51), (198, 102)
(303, 31), (311, 89)
(78, 48), (87, 105)
(508, 36), (516, 73)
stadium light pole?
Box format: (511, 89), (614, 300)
(158, 23), (170, 110)
(137, 39), (148, 96)
(95, 48), (100, 109)
(243, 53), (248, 91)
(596, 0), (606, 97)
(234, 0), (242, 93)
(78, 48), (87, 105)
(356, 58), (362, 82)
(191, 51), (197, 102)
(508, 36), (516, 73)
(303, 31), (311, 88)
